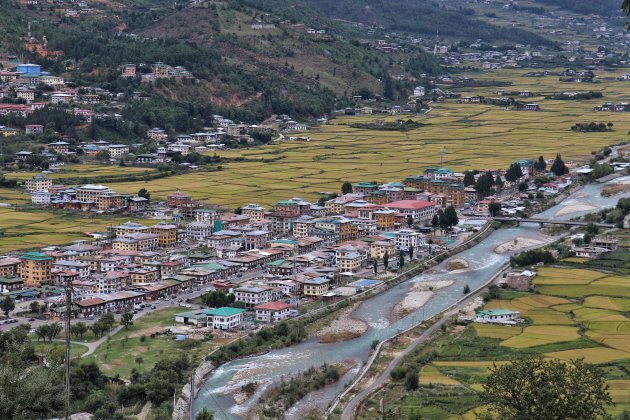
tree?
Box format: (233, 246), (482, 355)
(406, 214), (414, 228)
(47, 323), (62, 342)
(431, 214), (439, 232)
(398, 251), (405, 270)
(373, 259), (378, 274)
(480, 356), (612, 420)
(625, 0), (630, 16)
(404, 368), (419, 390)
(475, 172), (495, 198)
(95, 150), (110, 161)
(518, 181), (528, 192)
(75, 322), (88, 338)
(463, 284), (470, 294)
(29, 301), (40, 314)
(121, 312), (134, 329)
(35, 325), (49, 342)
(505, 163), (523, 183)
(196, 408), (214, 420)
(341, 181), (353, 194)
(409, 245), (414, 260)
(488, 202), (502, 217)
(463, 171), (476, 186)
(383, 252), (389, 269)
(551, 154), (568, 176)
(536, 155), (546, 172)
(494, 174), (503, 189)
(138, 188), (151, 201)
(0, 296), (14, 316)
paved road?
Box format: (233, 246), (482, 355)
(339, 272), (503, 420)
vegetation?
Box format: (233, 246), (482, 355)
(510, 248), (556, 267)
(259, 364), (341, 417)
(571, 122), (614, 132)
(480, 356), (612, 419)
(349, 119), (425, 131)
(208, 320), (307, 364)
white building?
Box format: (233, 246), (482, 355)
(413, 86), (426, 97)
(254, 302), (294, 322)
(31, 190), (51, 205)
(208, 307), (246, 330)
(394, 229), (426, 252)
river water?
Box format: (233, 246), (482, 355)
(194, 177), (630, 419)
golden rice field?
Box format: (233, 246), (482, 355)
(97, 68), (630, 207)
(423, 266), (630, 417)
(0, 208), (154, 253)
(4, 164), (155, 181)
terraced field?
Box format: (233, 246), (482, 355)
(385, 266), (630, 419)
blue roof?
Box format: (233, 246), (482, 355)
(349, 279), (382, 288)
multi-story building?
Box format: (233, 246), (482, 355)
(353, 182), (379, 195)
(383, 200), (436, 223)
(394, 229), (426, 252)
(0, 257), (21, 277)
(325, 193), (364, 214)
(301, 277), (331, 298)
(150, 223), (179, 247)
(241, 203), (266, 221)
(254, 302), (294, 322)
(108, 144), (129, 158)
(114, 221), (149, 237)
(19, 252), (53, 287)
(195, 209), (218, 224)
(186, 222), (213, 242)
(112, 233), (160, 251)
(234, 286), (275, 307)
(54, 260), (91, 279)
(75, 184), (113, 202)
(314, 217), (358, 243)
(244, 230), (271, 250)
(122, 64), (137, 78)
(370, 240), (396, 259)
(338, 252), (362, 273)
(373, 209), (397, 230)
(25, 174), (52, 193)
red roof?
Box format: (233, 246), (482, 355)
(254, 301), (293, 311)
(77, 297), (106, 307)
(383, 200), (434, 210)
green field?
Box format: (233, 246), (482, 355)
(4, 164), (156, 181)
(364, 266), (630, 419)
(81, 308), (216, 379)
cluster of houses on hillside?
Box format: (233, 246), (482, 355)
(593, 102), (630, 112)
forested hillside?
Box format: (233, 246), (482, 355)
(304, 0), (558, 47)
(531, 0), (622, 16)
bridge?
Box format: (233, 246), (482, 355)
(492, 217), (616, 229)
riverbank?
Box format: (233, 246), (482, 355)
(316, 302), (369, 343)
(392, 280), (455, 321)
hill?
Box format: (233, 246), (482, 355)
(303, 0), (558, 47)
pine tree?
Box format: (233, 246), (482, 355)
(537, 155), (546, 172)
(463, 171), (476, 186)
(551, 154), (568, 176)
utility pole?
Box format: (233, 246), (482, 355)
(189, 372), (195, 420)
(64, 276), (72, 419)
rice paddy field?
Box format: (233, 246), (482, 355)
(375, 266), (630, 419)
(0, 208), (154, 253)
(95, 68), (630, 207)
(4, 164), (156, 181)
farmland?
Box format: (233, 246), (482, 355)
(0, 208), (155, 253)
(99, 68), (630, 207)
(359, 266), (630, 419)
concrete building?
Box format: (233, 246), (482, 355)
(19, 252), (53, 287)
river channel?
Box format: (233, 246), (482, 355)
(194, 177), (630, 419)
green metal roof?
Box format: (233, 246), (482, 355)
(208, 307), (246, 317)
(19, 252), (52, 261)
(353, 182), (377, 187)
(267, 259), (286, 266)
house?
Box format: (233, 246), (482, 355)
(475, 309), (521, 324)
(574, 246), (610, 259)
(122, 64), (136, 78)
(146, 128), (167, 141)
(48, 141), (70, 154)
(394, 229), (426, 252)
(234, 286), (275, 307)
(0, 277), (24, 293)
(254, 301), (294, 322)
(0, 127), (18, 137)
(207, 307), (246, 330)
(25, 174), (53, 193)
(108, 144), (129, 159)
(175, 309), (210, 327)
(500, 270), (536, 291)
(382, 200), (436, 223)
(301, 276), (331, 298)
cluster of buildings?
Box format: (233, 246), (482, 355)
(593, 102), (630, 112)
(120, 63), (193, 83)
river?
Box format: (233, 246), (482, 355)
(193, 177), (630, 419)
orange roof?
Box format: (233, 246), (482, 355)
(383, 200), (434, 210)
(254, 301), (293, 311)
